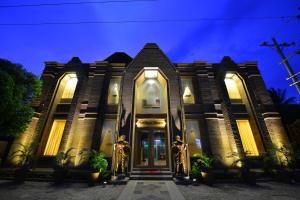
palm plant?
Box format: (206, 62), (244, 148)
(53, 148), (75, 184)
(10, 142), (37, 168)
(268, 88), (295, 106)
(229, 151), (256, 184)
(10, 142), (37, 183)
(54, 148), (75, 169)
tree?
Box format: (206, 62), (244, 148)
(0, 59), (42, 137)
(268, 87), (300, 124)
(268, 88), (295, 106)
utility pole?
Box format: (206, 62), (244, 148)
(260, 37), (300, 95)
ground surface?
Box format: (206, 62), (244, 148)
(0, 180), (300, 200)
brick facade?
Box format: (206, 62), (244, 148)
(6, 43), (290, 170)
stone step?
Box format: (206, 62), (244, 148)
(132, 168), (170, 171)
(131, 170), (173, 175)
(130, 174), (173, 180)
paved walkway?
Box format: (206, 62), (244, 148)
(117, 181), (185, 200)
(1, 180), (300, 200)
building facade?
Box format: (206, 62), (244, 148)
(6, 43), (290, 172)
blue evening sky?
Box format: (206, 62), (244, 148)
(0, 0), (299, 99)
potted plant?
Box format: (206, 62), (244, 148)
(10, 142), (37, 183)
(53, 148), (75, 184)
(230, 152), (256, 185)
(197, 155), (215, 186)
(191, 161), (201, 184)
(80, 149), (108, 186)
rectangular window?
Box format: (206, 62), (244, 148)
(107, 78), (121, 105)
(186, 120), (202, 156)
(100, 120), (116, 157)
(43, 119), (66, 156)
(236, 120), (259, 156)
(181, 78), (195, 104)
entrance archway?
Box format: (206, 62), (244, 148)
(132, 68), (170, 169)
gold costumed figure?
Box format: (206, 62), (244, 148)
(113, 135), (130, 174)
(172, 135), (187, 176)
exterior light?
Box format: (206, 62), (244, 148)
(183, 86), (192, 97)
(145, 70), (158, 79)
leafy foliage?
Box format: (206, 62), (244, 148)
(229, 151), (254, 172)
(268, 88), (300, 124)
(79, 149), (108, 173)
(89, 151), (108, 173)
(191, 154), (214, 177)
(274, 143), (300, 171)
(268, 88), (295, 105)
(191, 161), (201, 178)
(0, 59), (42, 137)
(10, 142), (37, 168)
(54, 148), (75, 169)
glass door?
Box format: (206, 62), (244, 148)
(153, 132), (167, 167)
(135, 129), (167, 168)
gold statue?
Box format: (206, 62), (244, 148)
(172, 135), (187, 176)
(112, 135), (130, 174)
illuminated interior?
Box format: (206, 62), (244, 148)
(61, 76), (78, 100)
(186, 120), (202, 156)
(43, 120), (66, 156)
(135, 69), (168, 114)
(107, 78), (121, 105)
(99, 120), (116, 157)
(181, 78), (195, 104)
(236, 120), (259, 156)
(39, 73), (77, 156)
(224, 73), (242, 100)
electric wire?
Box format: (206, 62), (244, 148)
(0, 16), (297, 26)
(0, 0), (156, 8)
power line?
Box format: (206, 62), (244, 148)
(0, 0), (156, 8)
(260, 37), (300, 95)
(0, 16), (297, 26)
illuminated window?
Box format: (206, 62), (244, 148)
(236, 120), (259, 156)
(181, 78), (195, 104)
(43, 120), (66, 156)
(107, 79), (121, 105)
(100, 120), (116, 157)
(224, 73), (242, 100)
(61, 75), (78, 101)
(186, 120), (202, 156)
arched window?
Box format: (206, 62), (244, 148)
(42, 73), (78, 156)
(224, 73), (260, 156)
(60, 74), (78, 102)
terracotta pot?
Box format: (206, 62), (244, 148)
(201, 172), (214, 186)
(88, 172), (99, 186)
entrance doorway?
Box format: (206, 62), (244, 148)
(134, 129), (167, 168)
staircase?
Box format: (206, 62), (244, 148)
(130, 168), (173, 180)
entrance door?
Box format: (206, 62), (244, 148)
(135, 129), (167, 168)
